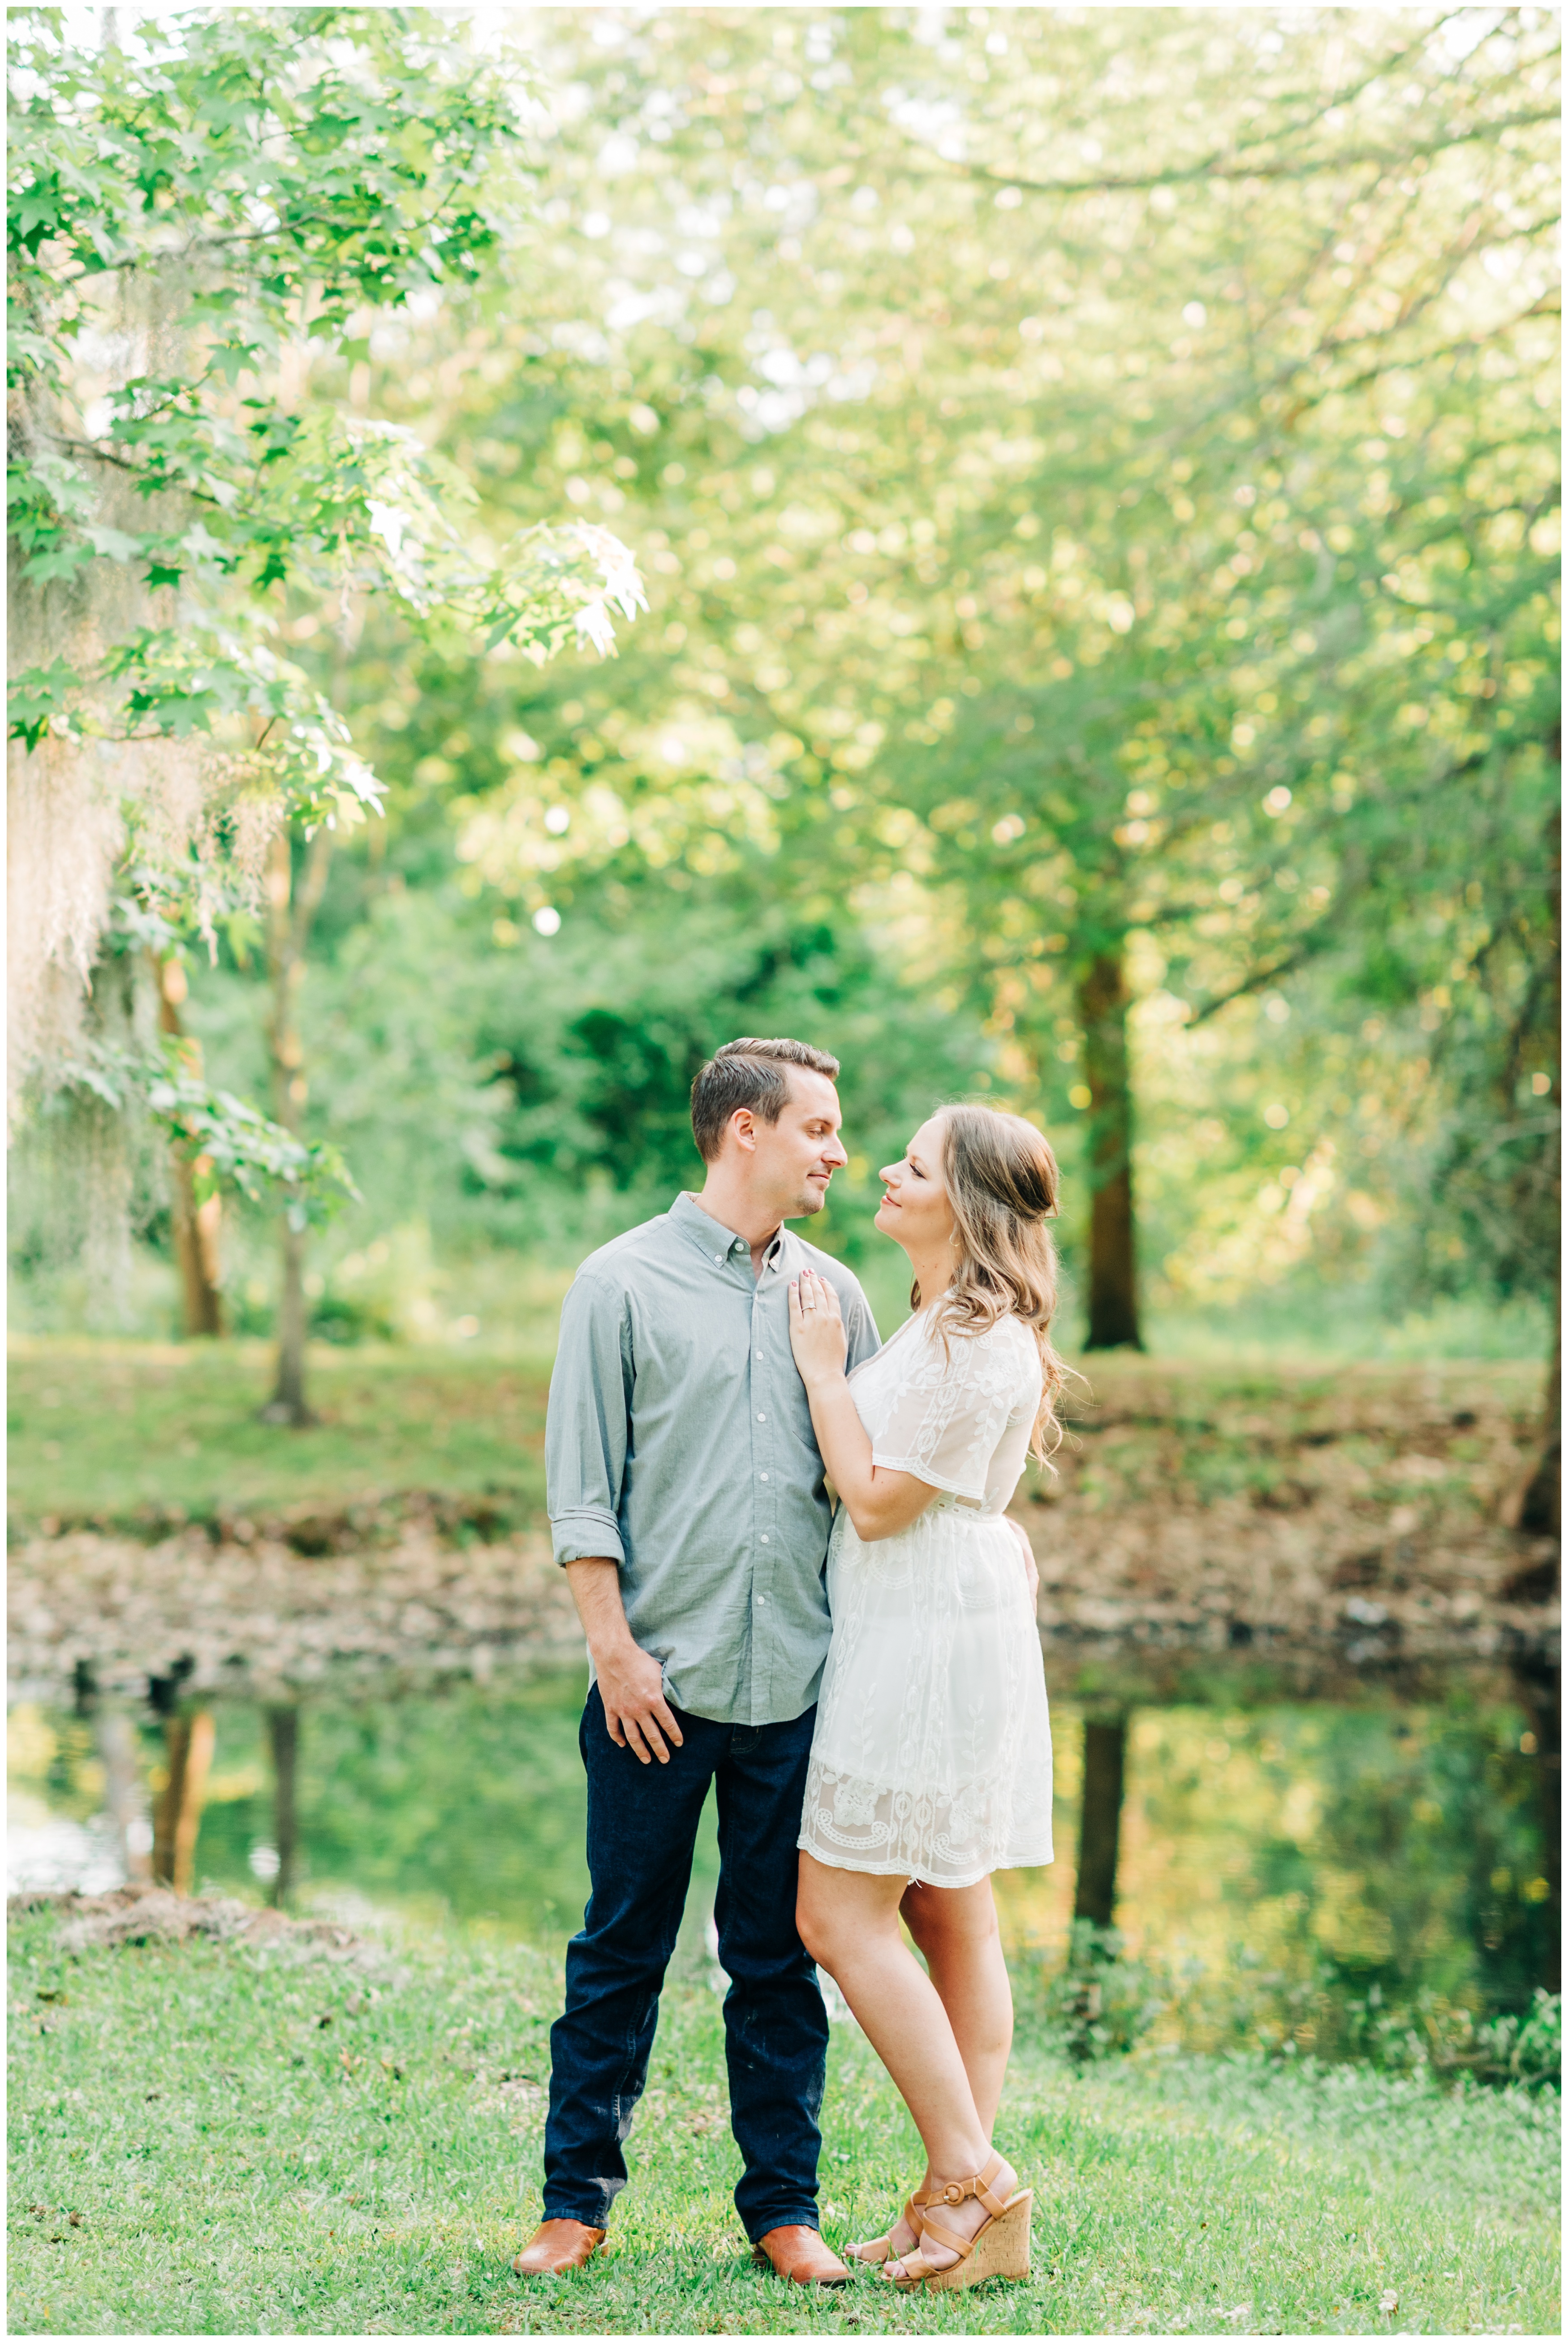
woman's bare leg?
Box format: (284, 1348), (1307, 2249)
(797, 1853), (1016, 2270)
(900, 1877), (1013, 2138)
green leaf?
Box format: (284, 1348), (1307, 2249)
(22, 542), (95, 583)
(149, 1058), (361, 1223)
(10, 182), (63, 252)
(85, 524), (145, 563)
(181, 522), (232, 567)
(8, 657), (77, 749)
(48, 1038), (361, 1223)
(208, 340), (262, 386)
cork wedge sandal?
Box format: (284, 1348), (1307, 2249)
(882, 2153), (1032, 2293)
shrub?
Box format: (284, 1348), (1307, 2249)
(1022, 1927), (1560, 2090)
(1030, 1922), (1168, 2062)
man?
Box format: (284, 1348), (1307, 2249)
(514, 1037), (881, 2287)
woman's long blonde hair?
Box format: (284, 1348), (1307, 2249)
(910, 1102), (1071, 1464)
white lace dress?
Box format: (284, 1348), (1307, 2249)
(798, 1305), (1054, 1889)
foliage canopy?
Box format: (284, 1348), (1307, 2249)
(7, 6), (1560, 1351)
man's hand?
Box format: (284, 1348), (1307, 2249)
(564, 1555), (685, 1765)
(1007, 1516), (1040, 1614)
(594, 1635), (684, 1765)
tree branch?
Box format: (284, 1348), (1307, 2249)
(45, 434), (224, 509)
(951, 107), (1561, 199)
(1183, 935), (1331, 1026)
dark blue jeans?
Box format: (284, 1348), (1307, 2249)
(541, 1687), (827, 2240)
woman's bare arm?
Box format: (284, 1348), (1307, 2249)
(788, 1270), (935, 1541)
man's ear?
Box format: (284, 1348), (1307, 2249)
(728, 1107), (758, 1155)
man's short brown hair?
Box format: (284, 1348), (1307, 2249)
(689, 1037), (840, 1163)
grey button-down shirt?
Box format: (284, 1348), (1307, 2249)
(546, 1190), (881, 1726)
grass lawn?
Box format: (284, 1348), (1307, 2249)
(7, 1339), (551, 1527)
(9, 1336), (1547, 1533)
(9, 1904), (1559, 2337)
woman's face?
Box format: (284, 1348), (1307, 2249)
(874, 1115), (956, 1258)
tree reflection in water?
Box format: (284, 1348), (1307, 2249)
(7, 1666), (1555, 2056)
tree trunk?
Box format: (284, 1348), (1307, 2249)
(266, 1221), (314, 1424)
(267, 1705), (300, 1907)
(261, 823), (332, 1426)
(1077, 951), (1142, 1350)
(171, 1155), (225, 1336)
(154, 955), (224, 1336)
(96, 1707), (152, 1884)
(1073, 1714), (1129, 1932)
(151, 1709), (215, 1894)
(1517, 1324), (1560, 1538)
(1519, 782), (1561, 1537)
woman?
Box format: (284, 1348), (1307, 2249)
(787, 1102), (1064, 2292)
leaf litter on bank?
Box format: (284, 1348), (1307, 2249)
(11, 1883), (387, 1968)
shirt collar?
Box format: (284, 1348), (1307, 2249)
(672, 1190), (787, 1271)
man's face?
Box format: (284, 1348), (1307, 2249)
(744, 1068), (849, 1218)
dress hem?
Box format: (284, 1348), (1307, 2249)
(797, 1837), (1053, 1890)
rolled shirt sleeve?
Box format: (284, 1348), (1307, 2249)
(546, 1271), (632, 1568)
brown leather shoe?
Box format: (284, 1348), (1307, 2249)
(752, 2224), (851, 2285)
(512, 2218), (606, 2276)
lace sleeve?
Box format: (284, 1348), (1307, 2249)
(869, 1318), (1023, 1501)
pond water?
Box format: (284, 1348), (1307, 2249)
(8, 1667), (1552, 2047)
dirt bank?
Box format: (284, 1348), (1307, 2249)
(1020, 1358), (1558, 1696)
(8, 1359), (1556, 1708)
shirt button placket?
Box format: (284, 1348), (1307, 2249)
(752, 1277), (772, 1727)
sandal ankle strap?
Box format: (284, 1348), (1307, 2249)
(929, 2151), (1012, 2219)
